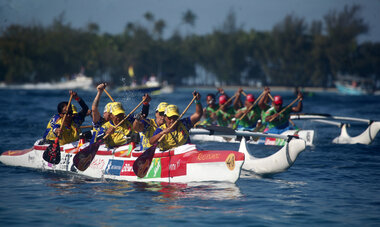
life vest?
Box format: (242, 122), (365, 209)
(200, 105), (219, 126)
(236, 105), (261, 128)
(262, 107), (292, 129)
(140, 119), (159, 150)
(158, 121), (190, 151)
(45, 117), (80, 145)
(216, 106), (235, 127)
(101, 119), (134, 147)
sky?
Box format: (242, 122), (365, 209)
(1, 0), (380, 42)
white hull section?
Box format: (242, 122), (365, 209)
(238, 137), (306, 175)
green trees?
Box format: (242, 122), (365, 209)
(0, 5), (378, 88)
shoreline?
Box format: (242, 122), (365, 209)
(177, 85), (338, 93)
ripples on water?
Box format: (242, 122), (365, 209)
(0, 89), (380, 226)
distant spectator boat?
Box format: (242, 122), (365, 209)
(0, 73), (93, 90)
(334, 74), (375, 95)
(116, 77), (173, 94)
(52, 73), (93, 90)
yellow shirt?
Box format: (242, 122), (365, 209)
(101, 118), (134, 147)
(45, 118), (80, 145)
(140, 119), (159, 150)
(154, 118), (192, 151)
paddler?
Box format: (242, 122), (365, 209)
(133, 101), (167, 151)
(91, 83), (113, 131)
(215, 94), (236, 127)
(95, 102), (137, 148)
(43, 90), (89, 145)
(262, 91), (303, 134)
(234, 87), (271, 131)
(149, 91), (203, 151)
(199, 93), (219, 126)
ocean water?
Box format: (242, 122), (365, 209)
(0, 88), (379, 226)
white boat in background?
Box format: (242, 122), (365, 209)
(291, 113), (380, 145)
(0, 73), (93, 90)
(116, 81), (173, 94)
(334, 74), (375, 95)
(52, 73), (93, 90)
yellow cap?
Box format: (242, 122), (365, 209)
(165, 104), (179, 117)
(156, 102), (168, 113)
(104, 102), (113, 113)
(110, 102), (125, 116)
(71, 104), (78, 114)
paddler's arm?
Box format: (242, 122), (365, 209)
(149, 127), (170, 145)
(234, 108), (245, 119)
(70, 90), (89, 122)
(292, 92), (303, 112)
(141, 93), (151, 118)
(259, 87), (270, 110)
(233, 88), (243, 110)
(190, 91), (203, 125)
(91, 83), (106, 124)
(133, 93), (151, 132)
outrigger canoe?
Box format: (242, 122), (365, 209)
(190, 127), (314, 146)
(290, 113), (380, 145)
(0, 133), (308, 181)
(0, 139), (245, 183)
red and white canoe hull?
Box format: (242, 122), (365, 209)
(0, 141), (244, 183)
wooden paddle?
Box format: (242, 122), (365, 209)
(103, 88), (115, 102)
(73, 98), (147, 171)
(133, 95), (197, 178)
(216, 94), (236, 112)
(268, 96), (301, 122)
(239, 91), (264, 121)
(43, 94), (73, 164)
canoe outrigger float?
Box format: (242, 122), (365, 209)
(190, 126), (314, 146)
(290, 113), (380, 145)
(0, 133), (307, 181)
(238, 136), (306, 175)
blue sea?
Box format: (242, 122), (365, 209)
(0, 87), (379, 226)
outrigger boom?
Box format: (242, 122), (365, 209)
(290, 113), (380, 145)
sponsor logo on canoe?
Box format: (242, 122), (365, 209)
(306, 132), (311, 143)
(145, 158), (161, 178)
(197, 153), (220, 161)
(105, 160), (124, 176)
(225, 153), (235, 171)
(90, 158), (106, 170)
(169, 159), (181, 171)
(265, 138), (286, 146)
(120, 161), (135, 176)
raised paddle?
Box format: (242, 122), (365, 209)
(133, 95), (197, 178)
(43, 94), (74, 164)
(103, 88), (115, 102)
(239, 91), (264, 121)
(216, 94), (236, 112)
(73, 98), (147, 171)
